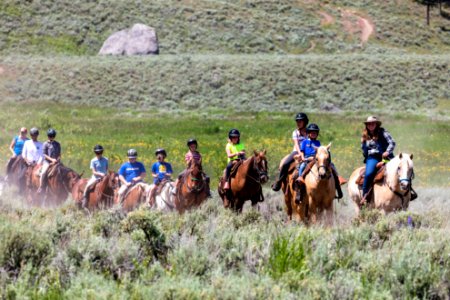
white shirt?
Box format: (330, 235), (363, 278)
(292, 129), (307, 152)
(22, 140), (44, 164)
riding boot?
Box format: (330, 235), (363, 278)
(295, 182), (304, 204)
(81, 194), (88, 209)
(332, 172), (343, 199)
(296, 175), (305, 184)
(271, 180), (282, 192)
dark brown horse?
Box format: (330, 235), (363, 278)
(72, 171), (119, 211)
(27, 163), (82, 207)
(5, 156), (28, 194)
(218, 150), (269, 212)
(174, 159), (209, 213)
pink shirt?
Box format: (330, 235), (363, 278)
(185, 151), (202, 163)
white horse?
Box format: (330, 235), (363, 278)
(348, 153), (414, 215)
(147, 181), (177, 212)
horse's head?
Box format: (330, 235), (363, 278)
(397, 153), (414, 191)
(253, 150), (269, 184)
(107, 170), (120, 190)
(188, 159), (202, 177)
(315, 144), (331, 180)
(67, 169), (82, 189)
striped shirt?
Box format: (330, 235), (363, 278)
(292, 129), (307, 151)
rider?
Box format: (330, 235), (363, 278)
(271, 112), (308, 191)
(22, 128), (43, 166)
(185, 138), (202, 166)
(117, 149), (146, 203)
(296, 123), (345, 203)
(360, 116), (397, 204)
(6, 127), (29, 176)
(81, 145), (109, 208)
(148, 148), (173, 205)
(38, 128), (61, 194)
(223, 129), (246, 190)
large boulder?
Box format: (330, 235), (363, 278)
(99, 24), (159, 56)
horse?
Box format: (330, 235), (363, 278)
(149, 180), (177, 212)
(348, 153), (414, 215)
(218, 150), (269, 212)
(5, 156), (28, 194)
(115, 182), (149, 213)
(27, 162), (82, 207)
(72, 171), (119, 211)
(295, 144), (336, 225)
(174, 159), (209, 214)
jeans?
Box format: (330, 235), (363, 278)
(298, 161), (307, 176)
(362, 156), (380, 196)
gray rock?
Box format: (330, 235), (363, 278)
(99, 24), (159, 56)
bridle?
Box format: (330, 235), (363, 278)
(388, 158), (414, 208)
(246, 155), (268, 184)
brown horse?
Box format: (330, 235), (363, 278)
(218, 150), (269, 212)
(348, 153), (415, 215)
(114, 182), (149, 213)
(5, 156), (28, 194)
(72, 171), (119, 211)
(27, 162), (82, 207)
(299, 144), (336, 225)
(174, 159), (209, 213)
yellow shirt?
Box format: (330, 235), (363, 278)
(226, 142), (245, 163)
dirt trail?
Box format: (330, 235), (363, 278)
(318, 11), (334, 26)
(341, 9), (374, 44)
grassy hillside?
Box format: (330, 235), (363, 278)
(0, 0), (449, 55)
(0, 54), (448, 115)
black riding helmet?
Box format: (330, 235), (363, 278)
(155, 148), (167, 157)
(47, 128), (57, 138)
(187, 139), (198, 147)
(127, 149), (138, 158)
(93, 144), (104, 153)
(295, 112), (309, 125)
(306, 123), (320, 133)
(30, 127), (39, 136)
(228, 129), (240, 139)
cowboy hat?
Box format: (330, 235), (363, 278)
(364, 116), (382, 126)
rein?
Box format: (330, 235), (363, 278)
(245, 156), (268, 184)
(386, 160), (414, 209)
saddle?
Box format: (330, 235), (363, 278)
(355, 163), (386, 186)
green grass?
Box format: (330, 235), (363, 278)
(0, 103), (448, 187)
(0, 0), (449, 55)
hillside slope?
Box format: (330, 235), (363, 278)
(0, 0), (449, 55)
(0, 54), (448, 114)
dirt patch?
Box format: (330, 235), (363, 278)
(341, 10), (375, 44)
(318, 11), (334, 26)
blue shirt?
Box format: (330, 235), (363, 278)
(90, 156), (109, 179)
(151, 161), (173, 183)
(118, 161), (146, 183)
(13, 136), (29, 155)
(300, 139), (321, 158)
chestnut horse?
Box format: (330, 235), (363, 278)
(72, 171), (119, 211)
(218, 150), (269, 212)
(27, 162), (82, 207)
(174, 159), (209, 213)
(348, 153), (414, 215)
(115, 182), (149, 213)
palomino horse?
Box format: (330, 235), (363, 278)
(174, 159), (209, 213)
(290, 145), (336, 225)
(5, 156), (28, 194)
(218, 150), (269, 212)
(27, 163), (82, 207)
(115, 182), (149, 213)
(72, 171), (119, 211)
(348, 153), (414, 215)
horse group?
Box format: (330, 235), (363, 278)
(279, 145), (415, 225)
(3, 148), (415, 223)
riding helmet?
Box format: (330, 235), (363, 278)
(228, 129), (240, 139)
(47, 128), (57, 138)
(155, 148), (167, 157)
(187, 138), (198, 147)
(30, 127), (39, 136)
(127, 149), (138, 158)
(295, 112), (309, 125)
(306, 123), (320, 133)
(93, 144), (104, 153)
